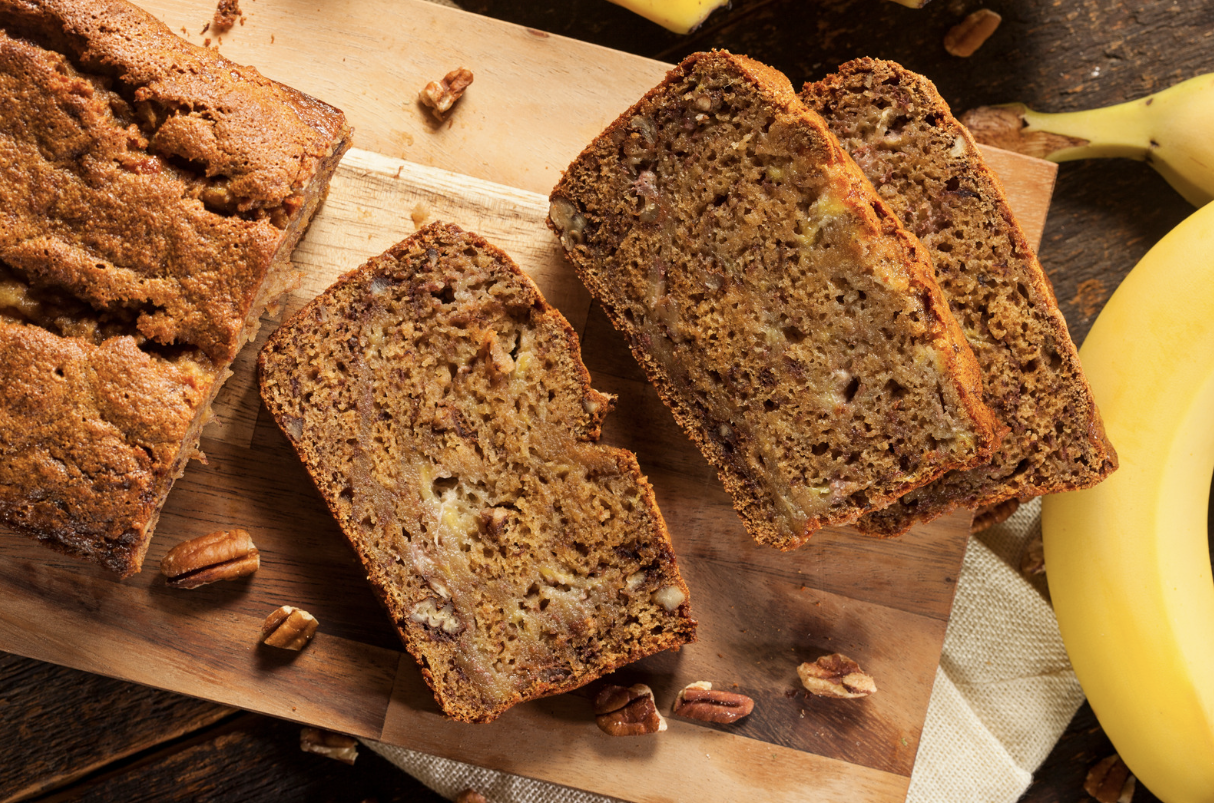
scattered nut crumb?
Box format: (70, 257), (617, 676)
(160, 528), (259, 589)
(1085, 755), (1136, 803)
(213, 0), (241, 32)
(411, 203), (429, 229)
(300, 727), (358, 764)
(455, 791), (489, 803)
(798, 653), (877, 699)
(944, 8), (1002, 57)
(261, 605), (319, 650)
(199, 22), (210, 35)
(419, 67), (474, 121)
(1020, 531), (1045, 577)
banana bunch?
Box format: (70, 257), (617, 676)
(1041, 202), (1214, 802)
(962, 72), (1214, 206)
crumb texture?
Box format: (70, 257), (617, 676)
(0, 0), (350, 574)
(259, 223), (695, 723)
(549, 51), (997, 549)
(802, 58), (1116, 535)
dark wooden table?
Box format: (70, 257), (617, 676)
(4, 0), (1211, 800)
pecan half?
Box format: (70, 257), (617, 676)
(455, 791), (489, 803)
(419, 67), (474, 120)
(798, 653), (877, 699)
(160, 529), (259, 589)
(300, 727), (358, 764)
(944, 9), (1002, 58)
(672, 681), (754, 724)
(261, 606), (319, 650)
(594, 683), (666, 736)
(972, 497), (1020, 532)
(1085, 755), (1136, 803)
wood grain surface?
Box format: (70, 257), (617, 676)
(0, 3), (1060, 802)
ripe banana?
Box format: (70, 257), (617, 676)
(961, 72), (1214, 206)
(605, 0), (728, 33)
(1040, 203), (1214, 802)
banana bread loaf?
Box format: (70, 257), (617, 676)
(548, 50), (1000, 550)
(0, 0), (351, 575)
(802, 58), (1117, 536)
(259, 223), (696, 723)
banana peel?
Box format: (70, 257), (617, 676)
(1041, 201), (1214, 802)
(962, 73), (1214, 206)
(605, 0), (728, 34)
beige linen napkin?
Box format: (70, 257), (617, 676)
(364, 499), (1085, 802)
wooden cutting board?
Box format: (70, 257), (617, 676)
(0, 2), (1058, 802)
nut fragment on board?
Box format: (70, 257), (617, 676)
(261, 606), (319, 650)
(797, 653), (877, 699)
(419, 67), (474, 120)
(160, 529), (259, 589)
(594, 683), (666, 736)
(672, 681), (754, 724)
(300, 727), (358, 764)
(971, 497), (1020, 532)
(455, 791), (489, 803)
(1085, 755), (1137, 803)
(212, 0), (240, 31)
(944, 9), (1002, 57)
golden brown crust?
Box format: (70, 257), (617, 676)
(0, 0), (351, 575)
(802, 58), (1117, 536)
(549, 50), (998, 550)
(259, 223), (695, 723)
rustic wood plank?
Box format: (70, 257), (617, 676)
(380, 668), (912, 803)
(0, 653), (233, 803)
(32, 713), (447, 803)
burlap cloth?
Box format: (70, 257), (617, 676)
(364, 499), (1084, 801)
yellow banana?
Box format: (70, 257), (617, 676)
(605, 0), (728, 33)
(962, 73), (1214, 206)
(1041, 202), (1214, 802)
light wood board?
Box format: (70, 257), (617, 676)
(0, 3), (1059, 802)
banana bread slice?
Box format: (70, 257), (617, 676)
(548, 50), (1000, 550)
(259, 223), (696, 723)
(802, 58), (1117, 536)
(0, 0), (350, 575)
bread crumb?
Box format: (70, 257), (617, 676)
(410, 203), (429, 229)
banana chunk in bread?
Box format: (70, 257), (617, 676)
(549, 50), (1000, 550)
(0, 0), (350, 575)
(259, 223), (695, 723)
(802, 58), (1117, 536)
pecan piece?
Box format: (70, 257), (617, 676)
(798, 653), (877, 699)
(261, 606), (319, 650)
(944, 8), (1002, 58)
(160, 529), (259, 589)
(594, 683), (666, 736)
(419, 67), (474, 120)
(971, 497), (1020, 532)
(300, 727), (358, 764)
(1085, 755), (1136, 803)
(672, 681), (754, 724)
(1020, 531), (1046, 578)
(455, 791), (489, 803)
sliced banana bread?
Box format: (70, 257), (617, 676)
(548, 50), (1000, 550)
(0, 0), (350, 575)
(259, 223), (696, 723)
(802, 58), (1117, 536)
